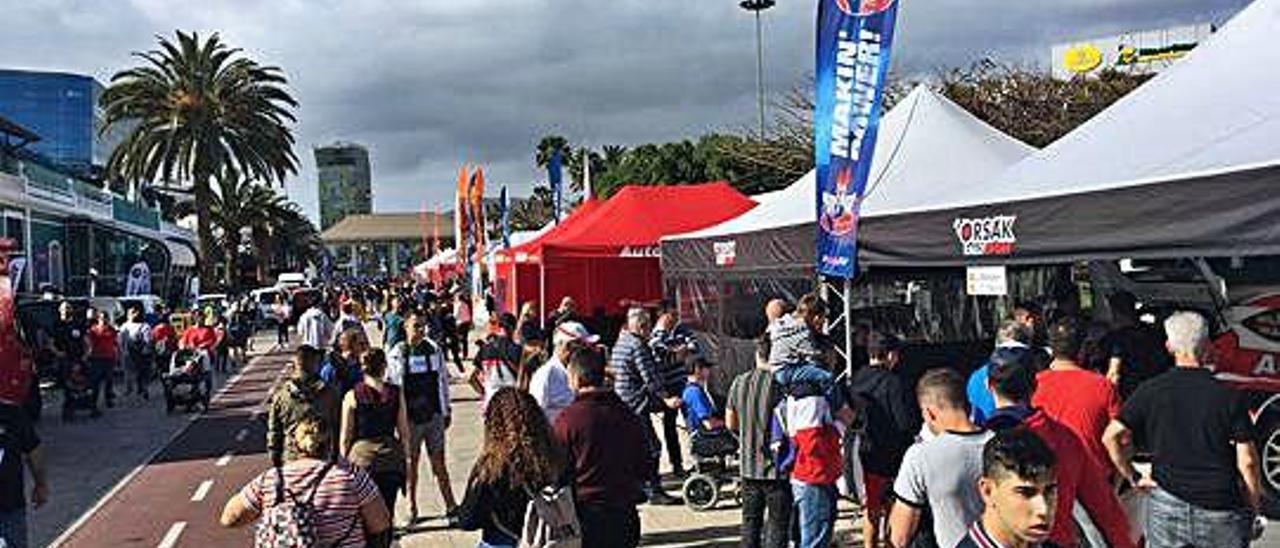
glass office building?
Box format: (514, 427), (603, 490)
(0, 69), (124, 176)
(315, 142), (372, 230)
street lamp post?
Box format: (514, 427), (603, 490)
(739, 0), (775, 146)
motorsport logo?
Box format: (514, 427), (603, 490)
(820, 167), (860, 237)
(713, 241), (737, 267)
(835, 0), (896, 16)
(953, 215), (1017, 256)
(619, 245), (661, 258)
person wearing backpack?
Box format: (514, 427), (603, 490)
(267, 346), (342, 466)
(457, 387), (574, 548)
(387, 312), (457, 526)
(221, 414), (391, 547)
(118, 306), (153, 401)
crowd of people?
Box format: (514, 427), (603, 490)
(206, 280), (1267, 548)
(1, 272), (1269, 548)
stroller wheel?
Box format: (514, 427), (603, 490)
(682, 474), (720, 511)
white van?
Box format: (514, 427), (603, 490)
(276, 272), (307, 289)
(250, 286), (286, 326)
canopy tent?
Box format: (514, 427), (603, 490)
(412, 248), (463, 286)
(659, 86), (1035, 382)
(852, 0), (1280, 267)
(492, 200), (603, 314)
(663, 86), (1034, 279)
(501, 182), (755, 319)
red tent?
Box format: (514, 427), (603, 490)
(533, 182), (755, 317)
(492, 199), (603, 314)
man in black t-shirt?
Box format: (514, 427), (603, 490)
(1103, 311), (1261, 548)
(0, 398), (48, 548)
(848, 331), (919, 548)
(1102, 292), (1172, 399)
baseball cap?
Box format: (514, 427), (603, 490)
(554, 321), (600, 347)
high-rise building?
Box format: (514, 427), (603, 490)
(315, 142), (372, 230)
(0, 69), (126, 176)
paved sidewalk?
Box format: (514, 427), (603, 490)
(392, 381), (860, 547)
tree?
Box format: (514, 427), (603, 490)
(714, 61), (1155, 190)
(100, 31), (299, 292)
(936, 60), (1153, 148)
(208, 178), (278, 291)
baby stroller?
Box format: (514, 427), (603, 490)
(681, 429), (741, 511)
(60, 361), (96, 422)
(161, 348), (212, 413)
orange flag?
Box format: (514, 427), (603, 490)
(455, 165), (470, 253)
(469, 167), (487, 264)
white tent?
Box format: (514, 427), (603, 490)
(667, 85), (1034, 243)
(662, 85), (1034, 276)
(972, 0), (1280, 205)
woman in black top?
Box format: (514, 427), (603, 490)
(340, 349), (411, 515)
(457, 387), (569, 547)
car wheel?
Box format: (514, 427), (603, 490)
(1258, 416), (1280, 517)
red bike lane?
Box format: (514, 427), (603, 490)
(51, 349), (293, 548)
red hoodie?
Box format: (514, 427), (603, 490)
(987, 406), (1135, 548)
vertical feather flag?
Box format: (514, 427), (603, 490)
(549, 149), (563, 222)
(500, 186), (510, 249)
(455, 165), (470, 255)
(431, 207), (440, 256)
(418, 202), (432, 263)
(583, 155), (592, 202)
(469, 167), (487, 266)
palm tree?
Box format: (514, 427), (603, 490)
(100, 31), (299, 292)
(534, 135), (570, 170)
(209, 178), (280, 291)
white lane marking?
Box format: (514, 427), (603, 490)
(235, 428), (248, 442)
(215, 451), (234, 467)
(191, 480), (214, 502)
(157, 521), (186, 548)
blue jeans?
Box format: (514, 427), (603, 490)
(791, 482), (836, 548)
(0, 507), (28, 548)
(1146, 487), (1251, 548)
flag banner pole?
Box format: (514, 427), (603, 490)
(813, 0), (901, 279)
(549, 149), (564, 223)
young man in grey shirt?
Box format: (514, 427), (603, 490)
(889, 369), (992, 548)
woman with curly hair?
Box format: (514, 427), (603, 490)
(456, 387), (569, 547)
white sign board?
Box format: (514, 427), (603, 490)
(714, 241), (736, 266)
(966, 265), (1008, 296)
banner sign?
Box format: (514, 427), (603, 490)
(814, 0), (901, 278)
(549, 150), (564, 223)
(500, 186), (511, 249)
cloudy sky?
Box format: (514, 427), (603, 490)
(1, 0), (1249, 224)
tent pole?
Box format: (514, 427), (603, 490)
(844, 277), (853, 376)
(539, 261), (547, 323)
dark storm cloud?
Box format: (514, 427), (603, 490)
(0, 0), (1249, 221)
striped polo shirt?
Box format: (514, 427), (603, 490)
(241, 459), (381, 547)
(727, 368), (784, 480)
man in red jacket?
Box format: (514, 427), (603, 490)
(985, 347), (1135, 548)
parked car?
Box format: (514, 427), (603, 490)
(276, 272), (308, 289)
(250, 286), (285, 326)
